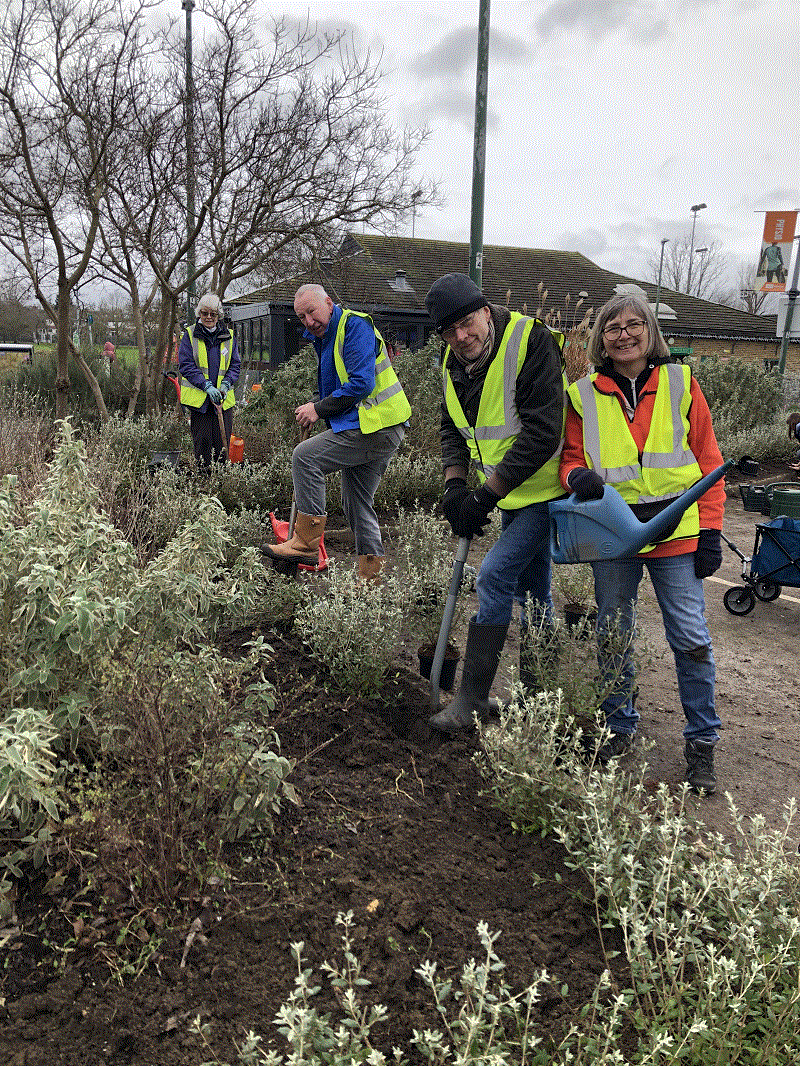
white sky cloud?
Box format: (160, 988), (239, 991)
(272, 0), (798, 293)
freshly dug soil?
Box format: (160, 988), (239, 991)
(0, 459), (798, 1064)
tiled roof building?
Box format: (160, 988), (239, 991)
(229, 233), (791, 373)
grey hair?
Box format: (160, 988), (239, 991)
(587, 293), (670, 367)
(294, 283), (330, 303)
(197, 292), (223, 315)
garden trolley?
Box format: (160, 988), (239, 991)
(722, 482), (800, 615)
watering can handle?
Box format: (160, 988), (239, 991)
(550, 460), (734, 564)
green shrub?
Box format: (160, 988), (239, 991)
(387, 506), (468, 649)
(391, 335), (442, 455)
(0, 422), (139, 741)
(478, 685), (800, 1064)
(693, 356), (783, 431)
(711, 416), (793, 464)
(294, 563), (404, 701)
(193, 914), (551, 1066)
(0, 706), (62, 905)
(97, 638), (294, 902)
(374, 450), (443, 512)
(210, 452), (294, 516)
(13, 345), (148, 418)
(94, 410), (189, 465)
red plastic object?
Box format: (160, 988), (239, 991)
(268, 512), (328, 571)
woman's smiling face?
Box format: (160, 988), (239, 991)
(601, 305), (649, 378)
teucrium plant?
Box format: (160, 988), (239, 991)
(0, 421), (138, 737)
(0, 423), (285, 899)
(295, 563), (403, 701)
(479, 680), (800, 1064)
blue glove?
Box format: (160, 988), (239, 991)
(455, 484), (500, 538)
(568, 467), (605, 501)
(441, 478), (470, 532)
(204, 382), (223, 405)
(694, 529), (722, 578)
(219, 381), (230, 398)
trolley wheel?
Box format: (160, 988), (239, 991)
(723, 586), (756, 615)
(754, 579), (781, 602)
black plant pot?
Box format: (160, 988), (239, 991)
(418, 645), (460, 691)
(563, 605), (598, 638)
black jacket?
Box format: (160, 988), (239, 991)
(439, 304), (564, 495)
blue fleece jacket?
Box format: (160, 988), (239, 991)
(304, 304), (377, 433)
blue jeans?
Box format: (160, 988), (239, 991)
(475, 502), (554, 628)
(591, 552), (720, 744)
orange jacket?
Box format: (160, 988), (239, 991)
(560, 364), (725, 557)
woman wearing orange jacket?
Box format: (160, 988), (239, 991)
(560, 293), (725, 793)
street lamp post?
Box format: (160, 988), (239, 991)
(469, 0), (490, 288)
(778, 234), (800, 375)
(183, 0), (196, 324)
(692, 246), (708, 297)
(654, 238), (668, 320)
(411, 190), (421, 238)
(686, 202), (706, 295)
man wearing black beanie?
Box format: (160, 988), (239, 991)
(424, 272), (566, 732)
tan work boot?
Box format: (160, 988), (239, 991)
(357, 554), (383, 583)
(263, 513), (326, 567)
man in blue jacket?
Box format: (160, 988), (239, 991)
(263, 284), (411, 580)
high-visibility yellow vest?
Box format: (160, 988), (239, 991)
(332, 310), (411, 432)
(568, 363), (702, 550)
(442, 312), (566, 509)
(179, 324), (237, 410)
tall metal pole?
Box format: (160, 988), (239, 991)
(469, 0), (490, 288)
(777, 235), (800, 375)
(183, 0), (196, 323)
(654, 238), (668, 321)
(686, 202), (706, 295)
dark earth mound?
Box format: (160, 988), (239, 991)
(0, 624), (615, 1066)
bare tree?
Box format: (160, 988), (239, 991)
(713, 261), (778, 315)
(0, 0), (156, 420)
(94, 0), (436, 412)
(647, 234), (727, 299)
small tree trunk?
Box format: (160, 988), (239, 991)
(71, 344), (109, 422)
(55, 298), (71, 422)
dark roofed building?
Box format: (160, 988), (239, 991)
(228, 233), (792, 377)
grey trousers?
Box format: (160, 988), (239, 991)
(292, 423), (405, 556)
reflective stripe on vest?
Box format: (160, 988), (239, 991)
(332, 310), (411, 433)
(568, 363), (702, 549)
(179, 324), (236, 410)
(443, 312), (566, 509)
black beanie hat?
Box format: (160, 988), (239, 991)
(425, 273), (488, 333)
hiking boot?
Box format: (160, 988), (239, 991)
(583, 730), (635, 765)
(685, 740), (716, 794)
(357, 554), (383, 584)
(262, 513), (326, 567)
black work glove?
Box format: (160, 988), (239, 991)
(568, 467), (605, 501)
(694, 528), (722, 578)
(456, 483), (500, 538)
(441, 478), (470, 533)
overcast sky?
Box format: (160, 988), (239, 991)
(275, 0), (798, 294)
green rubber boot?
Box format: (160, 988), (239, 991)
(429, 617), (509, 733)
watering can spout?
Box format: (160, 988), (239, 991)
(550, 460), (733, 564)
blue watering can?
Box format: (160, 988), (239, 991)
(549, 460), (734, 564)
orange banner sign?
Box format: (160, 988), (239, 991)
(758, 211), (797, 292)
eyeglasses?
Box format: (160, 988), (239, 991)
(441, 310), (479, 342)
(199, 309), (219, 319)
(602, 319), (646, 340)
